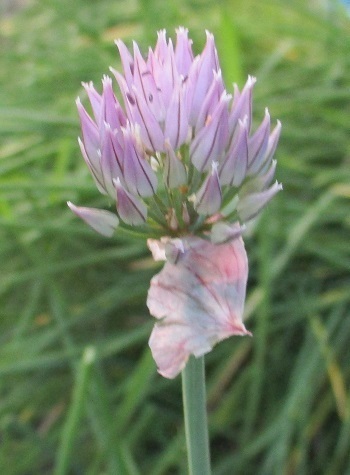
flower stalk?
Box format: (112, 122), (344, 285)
(182, 356), (211, 475)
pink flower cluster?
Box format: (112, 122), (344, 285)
(69, 28), (282, 377)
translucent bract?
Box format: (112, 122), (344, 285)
(147, 234), (250, 378)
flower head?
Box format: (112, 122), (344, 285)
(69, 28), (282, 377)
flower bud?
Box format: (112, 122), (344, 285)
(122, 125), (158, 197)
(163, 140), (187, 188)
(237, 181), (282, 222)
(67, 202), (119, 237)
(114, 178), (147, 225)
(194, 162), (222, 215)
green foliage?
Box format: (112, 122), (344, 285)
(0, 0), (349, 473)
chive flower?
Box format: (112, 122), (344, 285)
(69, 28), (282, 378)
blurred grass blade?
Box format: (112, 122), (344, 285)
(54, 347), (96, 475)
(216, 11), (244, 86)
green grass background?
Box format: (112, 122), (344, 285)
(1, 0), (349, 473)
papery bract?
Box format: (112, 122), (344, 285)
(147, 235), (250, 378)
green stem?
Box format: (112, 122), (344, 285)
(182, 356), (211, 475)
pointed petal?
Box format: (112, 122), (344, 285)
(76, 98), (100, 171)
(258, 120), (282, 174)
(164, 84), (189, 149)
(122, 125), (158, 197)
(111, 67), (160, 153)
(128, 85), (165, 151)
(229, 75), (256, 136)
(82, 82), (102, 124)
(153, 29), (168, 63)
(100, 124), (125, 197)
(240, 159), (277, 196)
(114, 178), (147, 225)
(174, 27), (194, 77)
(266, 119), (282, 157)
(115, 39), (134, 87)
(219, 118), (248, 186)
(195, 70), (225, 133)
(100, 76), (126, 133)
(248, 108), (271, 174)
(110, 68), (134, 120)
(190, 93), (230, 172)
(78, 137), (106, 195)
(163, 140), (187, 188)
(132, 42), (165, 121)
(188, 31), (220, 124)
(67, 202), (119, 237)
(194, 162), (222, 215)
(150, 34), (179, 109)
(147, 236), (250, 378)
(237, 181), (282, 221)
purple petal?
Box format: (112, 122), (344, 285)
(129, 85), (165, 151)
(122, 125), (157, 197)
(132, 42), (165, 122)
(76, 98), (101, 171)
(247, 108), (270, 175)
(163, 140), (187, 188)
(188, 31), (220, 125)
(110, 68), (134, 118)
(147, 236), (250, 378)
(115, 39), (134, 87)
(150, 32), (179, 108)
(194, 162), (222, 215)
(114, 178), (147, 225)
(82, 82), (102, 124)
(111, 69), (163, 151)
(68, 202), (119, 237)
(258, 159), (278, 190)
(153, 29), (169, 64)
(190, 93), (230, 172)
(195, 70), (225, 133)
(78, 137), (106, 195)
(100, 76), (126, 133)
(237, 181), (283, 221)
(228, 75), (256, 137)
(258, 120), (282, 175)
(164, 84), (189, 149)
(100, 124), (125, 197)
(174, 27), (194, 77)
(111, 67), (163, 151)
(219, 118), (248, 187)
(240, 159), (277, 196)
